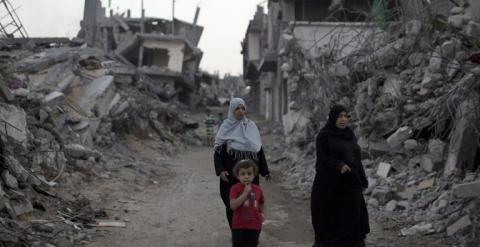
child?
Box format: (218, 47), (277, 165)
(229, 160), (265, 247)
(205, 111), (216, 147)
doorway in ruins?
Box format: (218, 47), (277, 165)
(142, 48), (170, 68)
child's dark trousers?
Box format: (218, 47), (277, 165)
(232, 229), (260, 247)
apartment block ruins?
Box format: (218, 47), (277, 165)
(78, 0), (204, 107)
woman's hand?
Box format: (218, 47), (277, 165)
(220, 171), (230, 182)
(340, 164), (351, 174)
(264, 174), (272, 182)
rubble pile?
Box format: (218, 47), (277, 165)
(0, 44), (202, 245)
(274, 4), (480, 246)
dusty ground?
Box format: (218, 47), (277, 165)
(53, 111), (457, 247)
(78, 137), (312, 247)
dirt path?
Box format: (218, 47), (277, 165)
(86, 142), (313, 247)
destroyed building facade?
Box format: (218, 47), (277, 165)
(78, 0), (204, 107)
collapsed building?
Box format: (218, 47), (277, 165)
(244, 0), (480, 246)
(0, 1), (207, 245)
(77, 0), (207, 107)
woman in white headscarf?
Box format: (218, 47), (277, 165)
(214, 98), (270, 229)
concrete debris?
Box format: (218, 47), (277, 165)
(401, 222), (435, 236)
(0, 103), (27, 145)
(260, 1), (480, 244)
(2, 170), (18, 189)
(5, 198), (34, 218)
(452, 180), (480, 198)
(65, 144), (101, 160)
(446, 215), (471, 236)
(387, 126), (413, 148)
(385, 200), (398, 212)
(418, 178), (436, 190)
(376, 162), (392, 179)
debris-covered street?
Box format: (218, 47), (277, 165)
(1, 0), (480, 246)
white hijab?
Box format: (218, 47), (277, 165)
(214, 98), (262, 158)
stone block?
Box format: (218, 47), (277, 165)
(5, 199), (34, 218)
(0, 103), (27, 145)
(368, 198), (379, 207)
(446, 215), (471, 236)
(401, 222), (435, 236)
(450, 7), (465, 15)
(376, 162), (392, 179)
(387, 126), (413, 148)
(420, 154), (443, 172)
(403, 139), (418, 150)
(385, 200), (398, 211)
(428, 139), (446, 163)
(2, 170), (18, 189)
(448, 15), (469, 28)
(5, 156), (29, 183)
(12, 88), (29, 97)
(65, 143), (100, 160)
(465, 21), (480, 38)
(397, 187), (417, 200)
(418, 178), (436, 190)
(43, 91), (65, 107)
(428, 52), (443, 73)
(405, 20), (422, 36)
(0, 81), (14, 102)
(452, 180), (480, 198)
(371, 187), (395, 205)
(77, 75), (116, 118)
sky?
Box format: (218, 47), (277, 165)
(11, 0), (266, 75)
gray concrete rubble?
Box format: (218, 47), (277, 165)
(0, 2), (209, 245)
(259, 1), (480, 245)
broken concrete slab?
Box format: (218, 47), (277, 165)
(428, 139), (446, 163)
(5, 198), (34, 218)
(401, 222), (435, 236)
(405, 20), (422, 37)
(385, 200), (398, 212)
(0, 81), (14, 102)
(446, 215), (472, 236)
(2, 170), (18, 189)
(387, 126), (413, 148)
(444, 92), (480, 176)
(65, 143), (100, 160)
(11, 88), (29, 97)
(0, 103), (27, 146)
(376, 162), (392, 179)
(15, 48), (70, 73)
(452, 180), (480, 198)
(77, 75), (116, 118)
(5, 156), (29, 183)
(464, 21), (480, 39)
(397, 187), (417, 200)
(448, 14), (470, 28)
(403, 139), (418, 150)
(428, 52), (443, 73)
(43, 91), (66, 107)
(421, 154), (443, 173)
(371, 187), (396, 205)
(418, 178), (436, 190)
(382, 77), (404, 98)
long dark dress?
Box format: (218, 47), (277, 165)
(214, 144), (270, 228)
(311, 128), (370, 247)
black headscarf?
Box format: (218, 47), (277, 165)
(318, 104), (355, 140)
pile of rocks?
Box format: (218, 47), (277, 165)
(274, 3), (480, 246)
(0, 45), (201, 245)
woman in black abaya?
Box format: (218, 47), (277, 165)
(311, 105), (370, 247)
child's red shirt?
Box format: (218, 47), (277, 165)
(229, 183), (265, 230)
